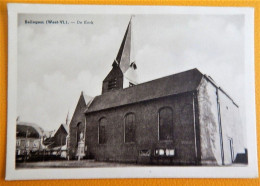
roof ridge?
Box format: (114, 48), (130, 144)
(97, 68), (201, 97)
(86, 68), (203, 113)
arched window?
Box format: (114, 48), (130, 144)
(180, 104), (193, 125)
(158, 107), (173, 141)
(99, 118), (107, 144)
(76, 122), (84, 144)
(124, 113), (135, 143)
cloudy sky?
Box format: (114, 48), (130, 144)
(17, 14), (245, 131)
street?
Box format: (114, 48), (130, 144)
(16, 160), (142, 168)
(16, 160), (247, 169)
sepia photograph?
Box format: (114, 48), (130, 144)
(6, 4), (257, 179)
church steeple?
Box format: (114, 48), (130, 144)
(102, 17), (138, 94)
(115, 18), (132, 73)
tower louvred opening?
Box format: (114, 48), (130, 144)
(130, 62), (137, 70)
(102, 17), (139, 94)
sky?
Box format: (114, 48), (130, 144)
(17, 14), (245, 131)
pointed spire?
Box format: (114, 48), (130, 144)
(65, 111), (70, 126)
(115, 18), (132, 73)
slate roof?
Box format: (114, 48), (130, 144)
(61, 124), (69, 134)
(86, 68), (203, 113)
(52, 123), (69, 137)
(17, 122), (44, 138)
(116, 19), (131, 73)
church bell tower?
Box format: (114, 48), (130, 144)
(102, 17), (138, 94)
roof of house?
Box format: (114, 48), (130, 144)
(52, 123), (69, 137)
(17, 122), (44, 138)
(61, 123), (69, 134)
(86, 68), (203, 113)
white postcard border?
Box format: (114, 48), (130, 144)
(6, 4), (258, 180)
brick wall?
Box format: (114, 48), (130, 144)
(85, 93), (198, 165)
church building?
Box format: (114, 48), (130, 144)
(69, 19), (246, 165)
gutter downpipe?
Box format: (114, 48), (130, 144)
(216, 88), (225, 165)
(192, 92), (198, 163)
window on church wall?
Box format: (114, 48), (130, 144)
(158, 107), (173, 141)
(180, 104), (193, 125)
(124, 113), (135, 143)
(99, 118), (107, 144)
(108, 78), (117, 90)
